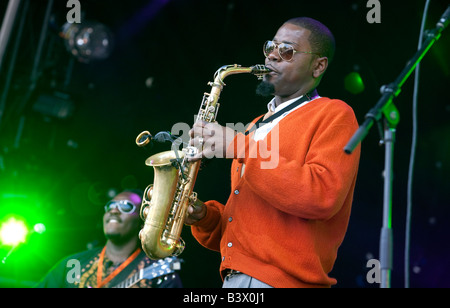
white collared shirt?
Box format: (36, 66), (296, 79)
(253, 95), (320, 141)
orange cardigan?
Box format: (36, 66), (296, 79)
(191, 97), (361, 288)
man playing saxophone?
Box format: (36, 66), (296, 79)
(186, 17), (361, 288)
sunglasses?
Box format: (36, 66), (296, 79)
(263, 40), (321, 61)
(104, 200), (137, 214)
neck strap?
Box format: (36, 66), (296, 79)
(245, 89), (318, 136)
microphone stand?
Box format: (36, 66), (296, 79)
(344, 5), (449, 288)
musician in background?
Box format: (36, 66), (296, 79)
(186, 17), (361, 288)
(36, 189), (182, 288)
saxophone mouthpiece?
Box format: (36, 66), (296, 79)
(251, 65), (271, 80)
(251, 64), (271, 73)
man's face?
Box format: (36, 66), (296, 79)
(103, 192), (142, 242)
(264, 23), (318, 100)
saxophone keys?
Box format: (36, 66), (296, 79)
(146, 185), (154, 199)
(183, 146), (198, 157)
(142, 205), (150, 219)
(189, 192), (198, 204)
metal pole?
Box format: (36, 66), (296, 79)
(379, 124), (395, 288)
(13, 0), (54, 118)
(0, 0), (22, 125)
(0, 0), (21, 73)
(0, 0), (28, 132)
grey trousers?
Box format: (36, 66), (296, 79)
(222, 273), (273, 288)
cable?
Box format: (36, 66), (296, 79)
(405, 0), (431, 289)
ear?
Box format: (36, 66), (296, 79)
(312, 56), (328, 79)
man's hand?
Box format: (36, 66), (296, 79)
(185, 199), (207, 225)
(188, 120), (236, 161)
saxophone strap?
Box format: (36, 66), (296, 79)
(245, 89), (318, 136)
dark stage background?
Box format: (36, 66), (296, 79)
(0, 0), (449, 288)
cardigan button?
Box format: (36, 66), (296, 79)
(227, 242), (233, 248)
(228, 217), (233, 222)
(234, 189), (239, 195)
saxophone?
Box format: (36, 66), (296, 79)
(135, 64), (270, 259)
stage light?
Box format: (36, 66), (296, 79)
(0, 217), (28, 246)
(345, 71), (365, 95)
(32, 91), (74, 119)
(33, 223), (46, 234)
(61, 21), (114, 63)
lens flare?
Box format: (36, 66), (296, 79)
(0, 217), (28, 246)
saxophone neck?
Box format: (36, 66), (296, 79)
(215, 64), (271, 84)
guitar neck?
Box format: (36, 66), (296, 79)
(112, 257), (181, 288)
(113, 269), (143, 288)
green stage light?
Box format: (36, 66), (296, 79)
(0, 217), (28, 246)
(33, 223), (46, 234)
(344, 71), (365, 95)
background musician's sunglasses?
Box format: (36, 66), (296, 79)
(104, 200), (137, 214)
(263, 40), (321, 61)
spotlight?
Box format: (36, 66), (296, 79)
(344, 71), (365, 95)
(0, 216), (46, 264)
(61, 21), (114, 63)
(33, 223), (46, 234)
(0, 217), (28, 246)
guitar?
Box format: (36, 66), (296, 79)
(112, 257), (182, 288)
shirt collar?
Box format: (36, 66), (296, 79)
(267, 92), (321, 113)
(267, 95), (306, 113)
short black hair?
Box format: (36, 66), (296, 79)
(284, 17), (336, 63)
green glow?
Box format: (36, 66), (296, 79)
(344, 72), (365, 95)
(33, 223), (46, 234)
(0, 217), (29, 246)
